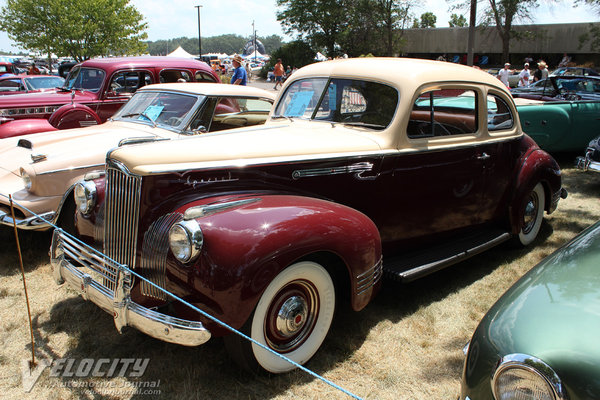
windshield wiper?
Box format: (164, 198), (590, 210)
(271, 115), (295, 122)
(342, 121), (385, 129)
(120, 112), (157, 128)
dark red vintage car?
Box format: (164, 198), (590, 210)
(51, 58), (566, 374)
(0, 57), (220, 138)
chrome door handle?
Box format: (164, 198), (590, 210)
(477, 152), (490, 160)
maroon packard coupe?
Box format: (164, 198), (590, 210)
(0, 57), (220, 139)
(51, 58), (566, 374)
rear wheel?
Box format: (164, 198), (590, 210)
(516, 183), (545, 246)
(225, 261), (335, 373)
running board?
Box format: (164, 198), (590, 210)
(383, 229), (511, 283)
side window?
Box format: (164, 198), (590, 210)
(188, 97), (217, 133)
(408, 89), (478, 138)
(487, 94), (514, 131)
(0, 79), (23, 92)
(109, 71), (152, 96)
(195, 71), (218, 82)
(160, 69), (192, 83)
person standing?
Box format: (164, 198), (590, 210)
(273, 58), (284, 90)
(230, 54), (247, 86)
(533, 61), (549, 82)
(497, 63), (511, 88)
(518, 63), (530, 87)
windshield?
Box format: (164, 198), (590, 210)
(555, 77), (600, 95)
(26, 76), (65, 90)
(273, 78), (398, 130)
(113, 90), (203, 130)
(63, 66), (105, 92)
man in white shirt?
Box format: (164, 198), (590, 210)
(497, 63), (511, 87)
(518, 63), (530, 87)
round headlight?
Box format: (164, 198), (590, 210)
(21, 168), (32, 191)
(73, 181), (97, 215)
(169, 219), (203, 263)
(492, 354), (566, 400)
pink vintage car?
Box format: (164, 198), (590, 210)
(0, 57), (220, 138)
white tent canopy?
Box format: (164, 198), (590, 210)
(167, 46), (195, 58)
(244, 50), (268, 60)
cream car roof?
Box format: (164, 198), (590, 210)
(138, 82), (275, 100)
(111, 58), (523, 175)
(285, 57), (511, 94)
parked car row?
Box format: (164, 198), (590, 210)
(0, 58), (597, 397)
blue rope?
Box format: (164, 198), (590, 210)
(1, 193), (363, 400)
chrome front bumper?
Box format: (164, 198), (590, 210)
(50, 229), (211, 346)
(0, 207), (55, 229)
(576, 154), (600, 173)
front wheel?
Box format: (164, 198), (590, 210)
(225, 261), (335, 373)
(516, 182), (545, 246)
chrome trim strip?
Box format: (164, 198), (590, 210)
(50, 229), (211, 346)
(356, 257), (383, 295)
(183, 198), (261, 220)
(37, 163), (105, 176)
(491, 353), (567, 400)
(292, 162), (373, 179)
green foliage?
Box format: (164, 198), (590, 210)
(144, 34), (284, 56)
(277, 0), (417, 58)
(260, 40), (314, 78)
(416, 12), (437, 28)
(0, 0), (148, 61)
(448, 13), (467, 27)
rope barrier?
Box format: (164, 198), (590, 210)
(0, 192), (363, 400)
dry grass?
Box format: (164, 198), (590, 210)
(0, 156), (599, 400)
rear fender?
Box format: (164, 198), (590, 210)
(509, 145), (562, 234)
(48, 103), (101, 130)
(165, 194), (382, 334)
(0, 118), (58, 139)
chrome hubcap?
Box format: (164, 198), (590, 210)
(523, 192), (539, 234)
(264, 280), (319, 353)
(276, 296), (308, 338)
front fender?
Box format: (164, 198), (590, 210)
(166, 194), (382, 335)
(510, 141), (562, 234)
(0, 118), (58, 139)
(48, 103), (101, 130)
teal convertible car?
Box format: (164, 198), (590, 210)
(513, 75), (600, 152)
(460, 220), (600, 400)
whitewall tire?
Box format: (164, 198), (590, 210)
(517, 182), (545, 246)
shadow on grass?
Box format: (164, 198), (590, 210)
(0, 226), (52, 276)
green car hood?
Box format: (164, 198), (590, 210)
(465, 221), (600, 399)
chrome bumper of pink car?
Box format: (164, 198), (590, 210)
(0, 207), (55, 229)
(50, 229), (211, 347)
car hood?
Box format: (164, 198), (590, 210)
(0, 89), (96, 108)
(481, 221), (600, 397)
(0, 120), (173, 178)
(108, 120), (385, 175)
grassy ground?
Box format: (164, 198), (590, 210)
(0, 157), (598, 400)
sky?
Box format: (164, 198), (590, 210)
(0, 0), (598, 54)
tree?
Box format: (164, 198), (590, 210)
(451, 0), (538, 62)
(277, 0), (348, 57)
(449, 13), (468, 27)
(0, 0), (148, 62)
(576, 0), (600, 51)
(415, 11), (437, 28)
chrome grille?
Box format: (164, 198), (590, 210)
(104, 163), (142, 290)
(141, 213), (183, 300)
